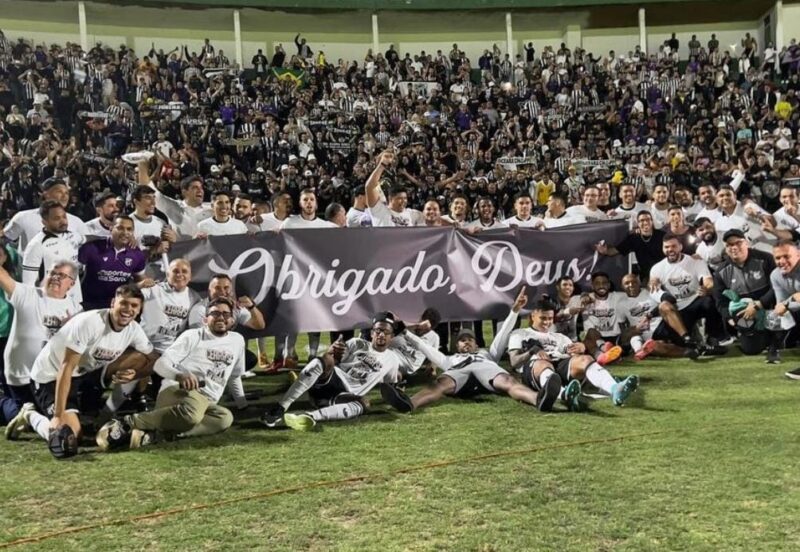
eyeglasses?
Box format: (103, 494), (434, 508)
(724, 240), (746, 249)
(371, 327), (394, 336)
(207, 311), (233, 319)
(49, 271), (75, 281)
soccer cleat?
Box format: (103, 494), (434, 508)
(717, 336), (736, 347)
(597, 345), (623, 366)
(129, 429), (157, 449)
(96, 419), (132, 452)
(261, 405), (286, 428)
(562, 379), (585, 412)
(600, 341), (615, 353)
(284, 413), (316, 431)
(699, 344), (728, 357)
(766, 348), (781, 364)
(5, 402), (34, 441)
(241, 370), (257, 379)
(784, 367), (800, 380)
(634, 339), (657, 361)
(536, 374), (562, 412)
(611, 375), (640, 407)
(380, 383), (414, 413)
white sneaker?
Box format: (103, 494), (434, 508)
(241, 370), (257, 379)
(4, 402), (34, 440)
(717, 336), (736, 347)
(129, 429), (156, 449)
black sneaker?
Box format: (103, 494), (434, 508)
(379, 383), (414, 413)
(687, 347), (701, 360)
(699, 344), (728, 357)
(536, 374), (562, 412)
(261, 405), (286, 428)
(766, 348), (781, 364)
(784, 367), (800, 380)
(96, 419), (132, 452)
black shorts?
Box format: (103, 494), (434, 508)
(521, 357), (572, 391)
(32, 370), (104, 417)
(308, 369), (356, 407)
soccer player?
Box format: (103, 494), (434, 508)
(464, 197), (505, 230)
(96, 297), (246, 450)
(279, 188), (337, 229)
(261, 311), (415, 431)
(380, 288), (554, 414)
(502, 193), (539, 228)
(254, 192), (292, 231)
(508, 297), (640, 410)
(580, 272), (625, 364)
(2, 261), (82, 434)
(139, 161), (213, 240)
(6, 284), (154, 458)
(196, 190), (249, 237)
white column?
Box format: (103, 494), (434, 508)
(372, 13), (379, 54)
(775, 0), (784, 51)
(505, 12), (514, 60)
(233, 9), (243, 70)
(638, 7), (647, 53)
(78, 1), (88, 52)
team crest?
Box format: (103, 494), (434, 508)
(124, 258), (133, 266)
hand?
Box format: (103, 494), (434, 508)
(378, 150), (395, 168)
(416, 320), (432, 334)
(593, 241), (608, 255)
(761, 218), (776, 234)
(177, 373), (200, 390)
(535, 351), (550, 360)
(155, 240), (170, 254)
(580, 293), (594, 307)
(111, 368), (137, 384)
(566, 342), (586, 354)
(649, 278), (662, 293)
(512, 285), (528, 313)
(49, 415), (63, 430)
(568, 306), (583, 315)
(774, 302), (788, 316)
(792, 292), (800, 303)
(238, 296), (255, 310)
(195, 232), (208, 240)
(161, 227), (177, 243)
(249, 214), (264, 225)
(327, 339), (346, 359)
(138, 278), (157, 288)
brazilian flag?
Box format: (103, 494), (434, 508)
(272, 68), (308, 88)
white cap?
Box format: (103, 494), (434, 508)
(304, 170), (313, 177)
(231, 184), (241, 191)
(255, 167), (265, 174)
(307, 154), (316, 161)
(280, 164), (289, 172)
(214, 118), (223, 124)
(210, 165), (221, 174)
(613, 139), (622, 147)
(646, 138), (655, 145)
(288, 154), (298, 162)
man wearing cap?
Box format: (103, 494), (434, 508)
(85, 192), (120, 238)
(712, 229), (778, 360)
(3, 177), (87, 250)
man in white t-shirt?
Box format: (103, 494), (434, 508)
(648, 183), (671, 229)
(8, 284), (155, 458)
(196, 190), (249, 237)
(3, 177), (87, 251)
(85, 191), (120, 238)
(579, 272), (626, 365)
(2, 261), (82, 438)
(607, 183), (647, 229)
(129, 185), (176, 277)
(648, 234), (727, 355)
(464, 197), (506, 231)
(540, 193), (586, 228)
(254, 191), (293, 231)
(365, 151), (423, 227)
(279, 188), (338, 230)
(502, 193), (540, 228)
(566, 186), (609, 222)
(96, 297), (246, 451)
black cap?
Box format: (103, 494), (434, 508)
(40, 177), (68, 192)
(456, 328), (476, 341)
(722, 229), (746, 242)
(371, 311), (396, 327)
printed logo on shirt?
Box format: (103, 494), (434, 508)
(42, 314), (68, 338)
(92, 347), (121, 362)
(668, 274), (694, 298)
(347, 351), (382, 383)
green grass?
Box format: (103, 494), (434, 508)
(1, 334), (800, 551)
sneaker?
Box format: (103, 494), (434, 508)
(766, 348), (781, 364)
(611, 375), (640, 407)
(717, 336), (736, 347)
(784, 367), (800, 380)
(261, 404), (286, 428)
(536, 374), (562, 412)
(634, 339), (656, 361)
(699, 344), (728, 357)
(262, 360), (283, 375)
(241, 370), (257, 379)
(284, 413), (316, 431)
(281, 358), (299, 371)
(600, 341), (614, 353)
(562, 379), (585, 412)
(96, 419), (132, 452)
(687, 347), (701, 360)
(129, 429), (157, 449)
(597, 345), (623, 366)
(4, 402), (34, 441)
(380, 383), (414, 413)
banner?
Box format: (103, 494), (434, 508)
(171, 221), (629, 335)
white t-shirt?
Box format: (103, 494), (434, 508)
(334, 338), (411, 395)
(141, 283), (202, 353)
(131, 213), (167, 247)
(713, 209), (774, 252)
(542, 213), (587, 228)
(30, 309), (153, 384)
(390, 330), (440, 375)
(256, 213), (289, 231)
(618, 289), (660, 336)
(155, 327), (245, 405)
(368, 201), (423, 227)
(566, 205), (609, 222)
(3, 208), (87, 250)
(554, 295), (583, 340)
(773, 206), (800, 230)
(649, 254), (711, 310)
(650, 204), (670, 229)
(152, 187), (213, 241)
(4, 284), (82, 386)
(508, 326), (573, 361)
(188, 297), (252, 329)
(345, 208), (369, 228)
(501, 215), (541, 228)
(610, 202), (648, 229)
(196, 217), (249, 236)
(85, 218), (112, 239)
(279, 215), (338, 229)
(22, 230), (85, 304)
(581, 291), (627, 337)
(464, 219), (507, 230)
(695, 238), (726, 269)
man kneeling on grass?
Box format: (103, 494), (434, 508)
(96, 297), (247, 451)
(380, 287), (565, 413)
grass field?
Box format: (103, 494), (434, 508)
(1, 334), (799, 551)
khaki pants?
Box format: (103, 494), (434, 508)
(129, 386), (233, 438)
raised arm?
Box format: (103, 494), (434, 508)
(488, 286), (527, 361)
(365, 150), (395, 208)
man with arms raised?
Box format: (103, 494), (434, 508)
(96, 297), (246, 450)
(7, 284), (154, 458)
(366, 151), (423, 227)
(139, 160), (212, 240)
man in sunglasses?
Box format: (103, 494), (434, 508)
(96, 297), (246, 450)
(261, 311), (414, 431)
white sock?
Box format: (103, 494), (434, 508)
(630, 336), (644, 353)
(307, 332), (321, 358)
(585, 362), (617, 394)
(309, 401), (364, 422)
(538, 368), (555, 388)
(279, 359), (324, 410)
(105, 381), (138, 412)
(257, 337), (269, 357)
(29, 411), (50, 441)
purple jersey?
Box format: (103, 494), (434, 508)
(78, 239), (146, 309)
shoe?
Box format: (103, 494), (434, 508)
(262, 360), (283, 375)
(261, 404), (286, 428)
(784, 367), (800, 380)
(380, 383), (414, 413)
(287, 370), (299, 383)
(284, 413), (316, 431)
(597, 345), (623, 366)
(687, 347), (701, 360)
(717, 336), (736, 347)
(601, 341), (614, 353)
(562, 379), (585, 412)
(5, 402), (34, 441)
(699, 344), (728, 357)
(766, 348), (781, 364)
(258, 353), (270, 369)
(536, 374), (562, 412)
(129, 429), (156, 449)
(634, 339), (656, 361)
(611, 375), (640, 407)
(241, 370), (257, 379)
(96, 419), (132, 452)
(281, 358), (299, 371)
